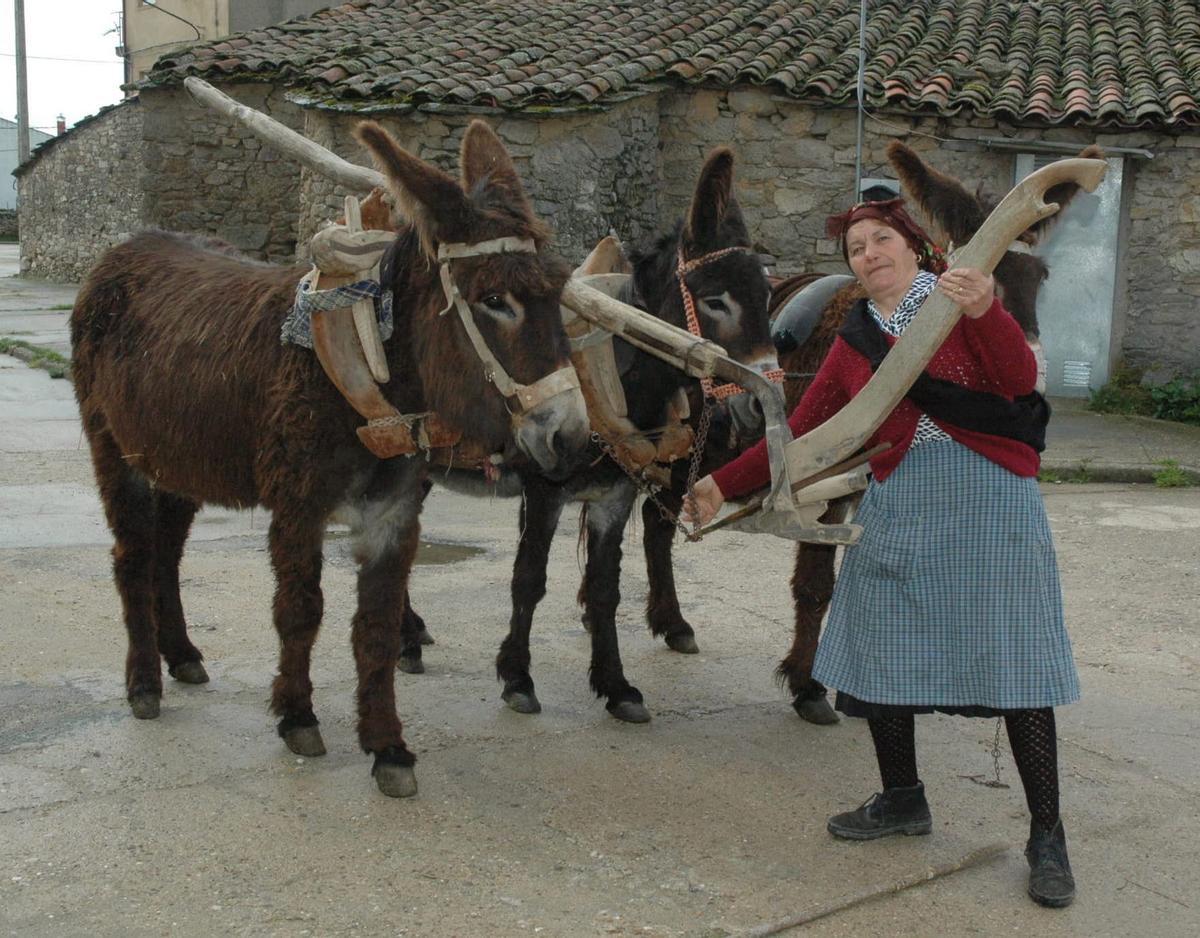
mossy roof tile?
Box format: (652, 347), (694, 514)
(141, 0), (1200, 127)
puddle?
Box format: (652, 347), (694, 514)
(413, 539), (485, 565)
(324, 530), (484, 565)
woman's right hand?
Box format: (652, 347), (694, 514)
(681, 475), (725, 527)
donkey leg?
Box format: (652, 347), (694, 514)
(350, 459), (425, 797)
(642, 490), (699, 654)
(152, 491), (208, 685)
(497, 477), (565, 714)
(268, 511), (328, 758)
(88, 427), (163, 719)
(397, 474), (437, 671)
(779, 540), (839, 725)
(397, 590), (430, 675)
(782, 498), (856, 725)
(584, 483), (649, 723)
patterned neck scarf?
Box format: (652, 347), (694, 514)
(868, 271), (939, 336)
(866, 271), (951, 445)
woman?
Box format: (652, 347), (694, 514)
(684, 199), (1079, 909)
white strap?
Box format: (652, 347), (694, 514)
(437, 237), (536, 261)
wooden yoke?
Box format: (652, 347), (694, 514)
(565, 239), (665, 470)
(307, 196), (461, 458)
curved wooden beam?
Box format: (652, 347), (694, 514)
(778, 156), (1108, 506)
(183, 77), (385, 193)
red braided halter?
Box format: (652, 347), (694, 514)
(676, 246), (785, 400)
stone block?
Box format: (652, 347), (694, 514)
(773, 187), (819, 215)
(728, 88), (776, 117)
(218, 223), (271, 250)
(581, 124), (626, 160)
(686, 91), (721, 124)
(735, 113), (776, 142)
(497, 118), (539, 146)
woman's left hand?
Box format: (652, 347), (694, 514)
(938, 267), (994, 319)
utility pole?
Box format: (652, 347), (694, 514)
(14, 0), (30, 163)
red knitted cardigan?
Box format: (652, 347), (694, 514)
(711, 297), (1040, 499)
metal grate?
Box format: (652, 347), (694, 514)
(1062, 360), (1093, 388)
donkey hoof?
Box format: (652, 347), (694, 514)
(609, 700), (652, 724)
(129, 693), (161, 720)
(416, 627), (435, 646)
(170, 661), (210, 684)
(665, 633), (700, 655)
(397, 655), (425, 675)
(794, 695), (839, 725)
(580, 611), (594, 634)
(374, 764), (418, 798)
(502, 688), (542, 714)
(283, 726), (327, 757)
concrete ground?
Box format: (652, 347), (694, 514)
(2, 251), (1199, 937)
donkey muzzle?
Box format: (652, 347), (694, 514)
(511, 366), (590, 475)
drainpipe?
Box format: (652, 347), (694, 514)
(853, 0), (867, 202)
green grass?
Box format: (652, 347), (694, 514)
(1038, 462), (1094, 484)
(0, 337), (70, 379)
(1090, 363), (1200, 426)
(1153, 459), (1193, 488)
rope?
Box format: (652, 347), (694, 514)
(675, 245), (785, 400)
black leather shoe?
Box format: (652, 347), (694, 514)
(827, 782), (933, 840)
(1026, 819), (1075, 908)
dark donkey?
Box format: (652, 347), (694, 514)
(70, 120), (590, 797)
(773, 140), (1102, 722)
(444, 147), (775, 722)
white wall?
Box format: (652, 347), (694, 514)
(2, 121), (53, 211)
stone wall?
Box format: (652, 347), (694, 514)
(1114, 134), (1200, 380)
(16, 100), (145, 280)
(658, 88), (1199, 378)
(656, 89), (1016, 274)
(13, 79), (1199, 378)
(140, 84), (304, 264)
(299, 96), (661, 266)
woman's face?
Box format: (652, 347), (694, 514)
(845, 218), (921, 300)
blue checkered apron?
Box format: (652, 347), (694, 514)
(812, 440), (1079, 710)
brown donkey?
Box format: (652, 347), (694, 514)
(774, 140), (1102, 723)
(70, 120), (590, 797)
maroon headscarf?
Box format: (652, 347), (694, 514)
(825, 198), (947, 274)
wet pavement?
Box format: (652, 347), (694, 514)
(2, 253), (1198, 937)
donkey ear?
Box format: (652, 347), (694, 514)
(684, 147), (748, 250)
(354, 121), (472, 252)
(459, 120), (533, 208)
(886, 140), (983, 248)
(1026, 145), (1106, 242)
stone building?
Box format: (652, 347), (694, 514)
(15, 0), (1200, 393)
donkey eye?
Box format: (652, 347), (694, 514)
(702, 296), (729, 313)
(482, 294), (506, 310)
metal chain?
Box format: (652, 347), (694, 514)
(989, 716), (1008, 788)
(590, 395), (715, 543)
(590, 431), (692, 540)
(683, 397), (714, 540)
(959, 716), (1010, 789)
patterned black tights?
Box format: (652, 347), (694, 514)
(868, 714), (919, 790)
(867, 708), (1061, 830)
(1004, 707), (1061, 830)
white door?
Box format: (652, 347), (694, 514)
(1015, 154), (1125, 397)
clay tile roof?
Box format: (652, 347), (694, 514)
(142, 0), (1200, 127)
